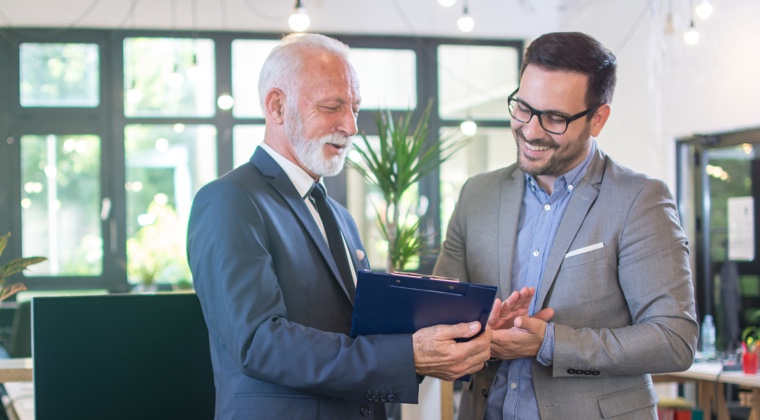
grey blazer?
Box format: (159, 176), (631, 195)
(434, 148), (698, 419)
(188, 148), (420, 419)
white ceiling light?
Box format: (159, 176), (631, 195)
(695, 0), (713, 20)
(288, 0), (310, 33)
(438, 0), (456, 7)
(683, 21), (700, 45)
(217, 93), (235, 111)
(460, 118), (477, 136)
(457, 2), (474, 33)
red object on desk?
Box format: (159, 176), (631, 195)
(743, 351), (759, 374)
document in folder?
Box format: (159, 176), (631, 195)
(350, 271), (498, 339)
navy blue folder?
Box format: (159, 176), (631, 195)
(350, 271), (498, 339)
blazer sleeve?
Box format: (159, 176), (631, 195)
(552, 179), (698, 376)
(187, 180), (420, 402)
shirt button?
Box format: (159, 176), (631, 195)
(544, 204), (551, 211)
(568, 184), (574, 191)
(510, 382), (518, 389)
(532, 250), (539, 257)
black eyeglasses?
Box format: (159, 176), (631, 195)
(507, 88), (599, 135)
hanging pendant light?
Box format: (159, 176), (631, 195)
(288, 0), (310, 32)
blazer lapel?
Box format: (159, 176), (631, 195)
(497, 167), (524, 299)
(535, 150), (606, 308)
(251, 149), (353, 303)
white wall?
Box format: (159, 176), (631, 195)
(559, 0), (760, 189)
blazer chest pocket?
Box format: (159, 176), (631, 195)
(561, 244), (614, 269)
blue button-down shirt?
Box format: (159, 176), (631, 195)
(485, 141), (596, 420)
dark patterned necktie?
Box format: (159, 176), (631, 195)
(309, 183), (356, 301)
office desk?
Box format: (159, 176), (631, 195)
(0, 359), (32, 383)
(655, 362), (760, 420)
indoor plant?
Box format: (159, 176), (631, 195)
(348, 102), (470, 272)
(0, 232), (46, 301)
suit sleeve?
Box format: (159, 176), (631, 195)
(187, 180), (420, 402)
(552, 180), (698, 376)
(433, 178), (472, 282)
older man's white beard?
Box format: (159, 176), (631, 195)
(293, 133), (352, 177)
(287, 113), (353, 177)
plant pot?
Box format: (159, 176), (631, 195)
(742, 351), (759, 374)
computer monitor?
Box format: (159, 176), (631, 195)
(32, 293), (214, 419)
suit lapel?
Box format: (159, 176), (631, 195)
(535, 150), (606, 308)
(497, 167), (524, 299)
(251, 149), (353, 303)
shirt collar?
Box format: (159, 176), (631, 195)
(259, 143), (322, 199)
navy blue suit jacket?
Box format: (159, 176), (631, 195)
(188, 147), (419, 419)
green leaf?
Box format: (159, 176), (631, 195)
(0, 256), (48, 279)
(0, 232), (9, 258)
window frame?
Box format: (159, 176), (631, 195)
(0, 28), (522, 293)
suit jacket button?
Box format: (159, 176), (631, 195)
(373, 395), (380, 402)
(365, 393), (373, 401)
(567, 369), (575, 374)
(360, 405), (372, 417)
(387, 394), (396, 403)
(380, 394), (388, 402)
(592, 371), (600, 375)
(583, 370), (592, 375)
(481, 389), (488, 398)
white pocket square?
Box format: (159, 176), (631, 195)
(565, 243), (604, 258)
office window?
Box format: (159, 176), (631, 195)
(20, 134), (102, 276)
(350, 48), (417, 110)
(233, 125), (265, 167)
(231, 40), (279, 118)
(0, 29), (521, 291)
(439, 127), (515, 238)
(438, 45), (519, 120)
(124, 124), (217, 286)
(124, 37), (215, 117)
(19, 43), (99, 107)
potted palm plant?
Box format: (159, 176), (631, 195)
(348, 102), (471, 272)
(0, 232), (46, 301)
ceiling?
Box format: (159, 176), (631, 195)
(0, 0), (566, 39)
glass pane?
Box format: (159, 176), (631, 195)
(346, 136), (422, 272)
(20, 134), (102, 276)
(124, 38), (215, 117)
(440, 127), (515, 238)
(706, 143), (755, 262)
(20, 43), (99, 107)
(231, 40), (279, 118)
(125, 124), (217, 286)
(438, 45), (519, 120)
(350, 48), (416, 110)
(232, 125), (265, 167)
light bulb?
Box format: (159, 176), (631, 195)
(288, 4), (310, 32)
(168, 71), (185, 87)
(217, 93), (235, 110)
(438, 0), (456, 7)
(684, 22), (700, 45)
(457, 15), (474, 33)
(186, 54), (200, 81)
(126, 82), (143, 103)
(460, 119), (477, 136)
(695, 0), (713, 20)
